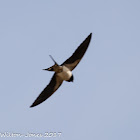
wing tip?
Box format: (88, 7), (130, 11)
(30, 101), (38, 108)
(30, 103), (35, 108)
(84, 32), (92, 45)
(89, 33), (92, 38)
(85, 33), (92, 42)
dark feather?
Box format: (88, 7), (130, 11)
(30, 73), (63, 107)
(61, 33), (92, 70)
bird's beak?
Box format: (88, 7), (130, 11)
(42, 68), (48, 71)
(43, 67), (54, 71)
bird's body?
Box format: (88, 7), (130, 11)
(30, 33), (92, 107)
(57, 66), (72, 81)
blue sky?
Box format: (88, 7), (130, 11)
(0, 0), (140, 140)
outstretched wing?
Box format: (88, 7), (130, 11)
(61, 33), (92, 71)
(30, 73), (63, 107)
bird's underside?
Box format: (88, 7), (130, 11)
(30, 33), (92, 107)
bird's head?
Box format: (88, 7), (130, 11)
(43, 55), (59, 71)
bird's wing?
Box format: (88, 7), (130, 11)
(61, 33), (92, 71)
(30, 73), (63, 107)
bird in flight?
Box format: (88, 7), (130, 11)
(30, 33), (92, 107)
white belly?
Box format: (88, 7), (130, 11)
(57, 66), (72, 81)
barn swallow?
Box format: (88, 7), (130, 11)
(30, 33), (92, 107)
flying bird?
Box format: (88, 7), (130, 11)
(30, 33), (92, 107)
